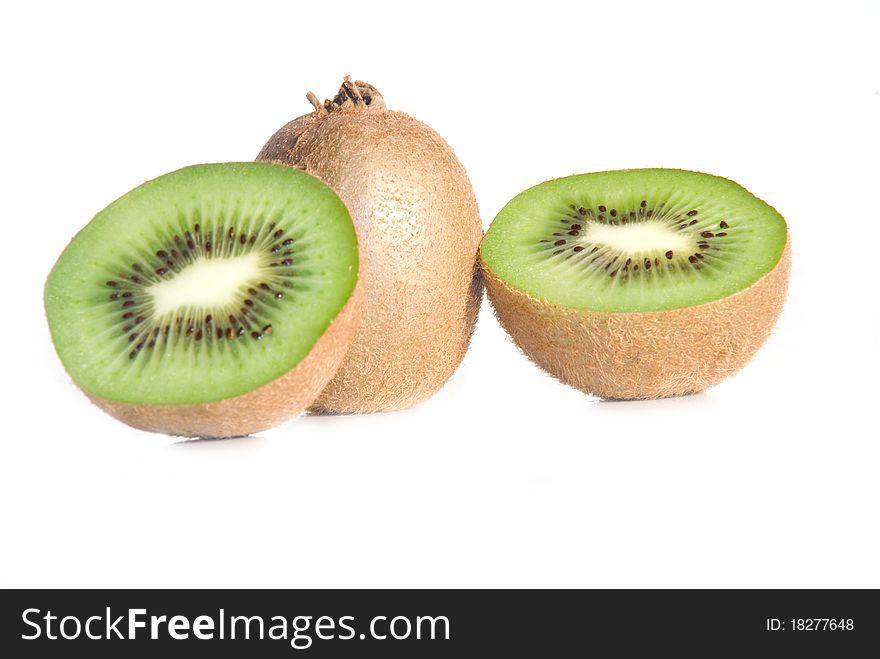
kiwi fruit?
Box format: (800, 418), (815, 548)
(45, 163), (361, 437)
(257, 77), (483, 413)
(480, 169), (790, 399)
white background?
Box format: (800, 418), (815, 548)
(1, 0), (878, 588)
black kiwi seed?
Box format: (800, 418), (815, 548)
(665, 250), (674, 259)
(554, 240), (566, 246)
(598, 205), (606, 212)
(688, 255), (698, 263)
(720, 220), (729, 229)
(573, 246), (584, 253)
(640, 200), (647, 208)
(578, 207), (587, 215)
(701, 231), (714, 238)
(687, 210), (698, 216)
(716, 232), (727, 237)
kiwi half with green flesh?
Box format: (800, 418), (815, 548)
(258, 78), (483, 413)
(45, 163), (361, 437)
(480, 169), (790, 399)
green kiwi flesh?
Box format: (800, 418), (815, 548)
(481, 169), (787, 312)
(45, 163), (359, 407)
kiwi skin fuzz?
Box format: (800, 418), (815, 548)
(258, 79), (483, 413)
(481, 238), (790, 400)
(86, 283), (362, 438)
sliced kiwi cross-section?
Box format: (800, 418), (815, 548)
(45, 163), (360, 437)
(481, 169), (790, 399)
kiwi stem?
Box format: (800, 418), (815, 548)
(306, 91), (324, 113)
(308, 76), (385, 114)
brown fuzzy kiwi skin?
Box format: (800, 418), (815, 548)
(86, 283), (363, 438)
(258, 79), (483, 413)
(481, 238), (791, 400)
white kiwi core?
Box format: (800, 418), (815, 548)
(148, 253), (262, 317)
(584, 221), (693, 254)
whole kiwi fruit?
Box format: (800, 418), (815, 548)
(480, 169), (790, 399)
(258, 77), (483, 413)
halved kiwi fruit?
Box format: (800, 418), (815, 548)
(45, 163), (361, 437)
(480, 169), (790, 399)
